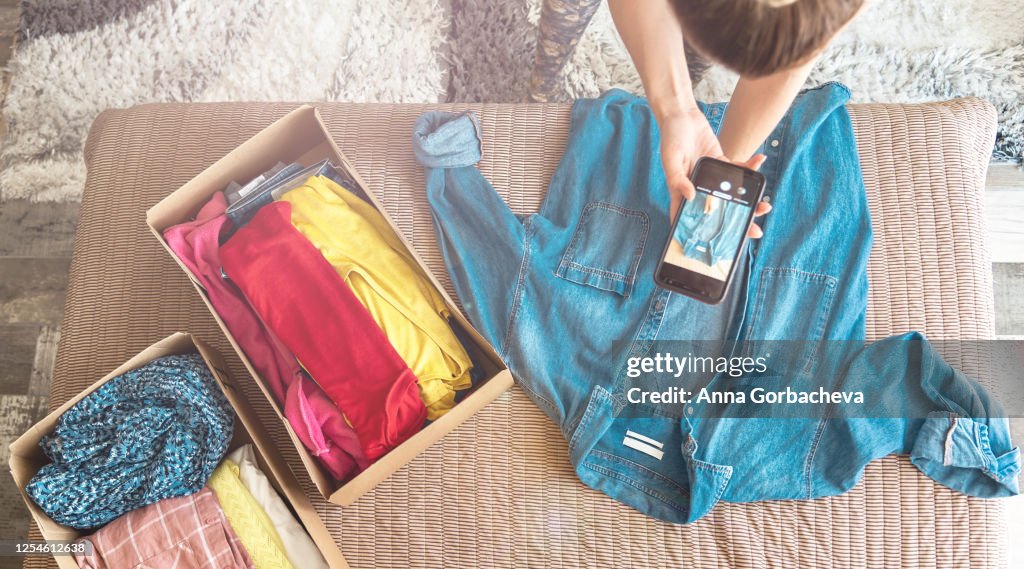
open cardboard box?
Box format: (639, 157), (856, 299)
(9, 333), (351, 569)
(145, 105), (513, 506)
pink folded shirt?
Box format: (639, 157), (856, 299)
(74, 488), (252, 569)
(285, 375), (370, 471)
(164, 193), (367, 479)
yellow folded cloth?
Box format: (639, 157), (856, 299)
(226, 446), (328, 569)
(280, 175), (473, 419)
(208, 459), (295, 569)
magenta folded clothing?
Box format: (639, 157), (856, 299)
(287, 375), (370, 476)
(163, 192), (366, 480)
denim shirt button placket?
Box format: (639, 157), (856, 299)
(760, 129), (784, 204)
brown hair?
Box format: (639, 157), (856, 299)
(670, 0), (863, 77)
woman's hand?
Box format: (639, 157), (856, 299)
(658, 105), (723, 215)
(657, 106), (771, 239)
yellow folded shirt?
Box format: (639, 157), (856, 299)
(207, 460), (295, 569)
(280, 175), (472, 419)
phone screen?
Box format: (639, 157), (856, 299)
(658, 158), (765, 303)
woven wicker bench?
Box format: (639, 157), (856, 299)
(26, 98), (1009, 568)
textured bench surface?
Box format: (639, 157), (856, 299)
(27, 99), (1006, 568)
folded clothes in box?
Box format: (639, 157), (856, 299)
(146, 106), (513, 506)
(8, 333), (350, 569)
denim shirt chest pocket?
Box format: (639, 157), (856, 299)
(745, 267), (837, 375)
(556, 201), (650, 298)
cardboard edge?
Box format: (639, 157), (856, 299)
(328, 369), (515, 505)
(146, 105), (315, 232)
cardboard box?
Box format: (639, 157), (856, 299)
(146, 105), (513, 505)
(9, 333), (351, 569)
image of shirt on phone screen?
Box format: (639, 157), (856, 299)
(656, 156), (768, 305)
(664, 190), (751, 280)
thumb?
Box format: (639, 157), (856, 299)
(665, 164), (696, 202)
(742, 153), (767, 171)
(662, 146), (696, 203)
(669, 177), (695, 220)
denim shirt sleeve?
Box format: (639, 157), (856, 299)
(412, 111), (527, 359)
(902, 334), (1021, 496)
(827, 332), (1021, 498)
(911, 412), (1020, 497)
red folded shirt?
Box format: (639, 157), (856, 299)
(220, 201), (426, 461)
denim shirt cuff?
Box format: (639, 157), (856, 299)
(910, 411), (1021, 497)
(412, 111), (483, 169)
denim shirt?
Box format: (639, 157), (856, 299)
(413, 85), (1020, 524)
(673, 191), (747, 265)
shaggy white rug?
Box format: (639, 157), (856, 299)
(2, 0), (1022, 201)
(1, 0), (451, 201)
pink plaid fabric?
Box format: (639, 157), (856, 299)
(73, 488), (254, 569)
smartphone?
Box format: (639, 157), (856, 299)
(655, 157), (767, 304)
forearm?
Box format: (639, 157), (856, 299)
(608, 0), (695, 120)
(717, 59), (815, 161)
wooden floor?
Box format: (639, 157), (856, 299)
(0, 3), (61, 564)
(0, 3), (1021, 568)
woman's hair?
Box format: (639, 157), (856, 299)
(670, 0), (863, 77)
